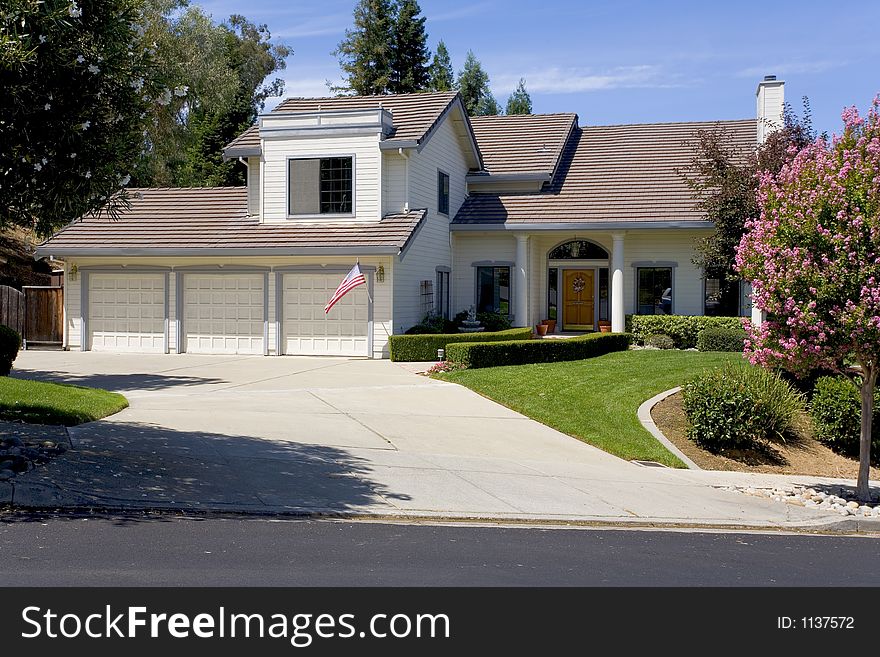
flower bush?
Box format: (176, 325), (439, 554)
(736, 95), (880, 499)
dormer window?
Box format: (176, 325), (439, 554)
(288, 156), (353, 216)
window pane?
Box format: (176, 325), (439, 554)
(548, 268), (558, 320)
(319, 157), (352, 214)
(705, 276), (740, 316)
(288, 159), (320, 214)
(476, 266), (510, 314)
(637, 267), (673, 315)
(598, 268), (609, 320)
(496, 267), (510, 315)
(438, 172), (450, 215)
(548, 240), (608, 260)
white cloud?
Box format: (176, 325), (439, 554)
(491, 65), (681, 95)
(429, 2), (493, 22)
(736, 60), (842, 78)
(275, 13), (350, 39)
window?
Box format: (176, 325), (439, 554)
(438, 171), (450, 215)
(548, 268), (558, 320)
(288, 156), (352, 215)
(637, 267), (673, 315)
(476, 266), (510, 315)
(598, 268), (609, 321)
(548, 240), (607, 260)
(704, 276), (742, 316)
(436, 269), (450, 319)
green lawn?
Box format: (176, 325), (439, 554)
(442, 349), (742, 467)
(0, 377), (128, 426)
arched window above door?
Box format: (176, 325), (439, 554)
(548, 240), (608, 260)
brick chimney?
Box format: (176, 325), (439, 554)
(756, 75), (785, 144)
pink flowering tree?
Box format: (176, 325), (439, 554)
(737, 96), (880, 501)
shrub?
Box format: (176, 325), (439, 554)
(631, 315), (744, 349)
(644, 334), (674, 350)
(0, 325), (21, 376)
(810, 377), (880, 459)
(446, 333), (631, 369)
(404, 313), (457, 334)
(696, 326), (747, 352)
(682, 363), (807, 452)
(389, 327), (533, 362)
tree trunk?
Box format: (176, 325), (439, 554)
(856, 368), (876, 502)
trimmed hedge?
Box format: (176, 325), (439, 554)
(0, 325), (21, 376)
(810, 377), (880, 459)
(446, 332), (631, 369)
(682, 363), (807, 452)
(389, 327), (533, 362)
(696, 326), (747, 352)
(631, 315), (744, 349)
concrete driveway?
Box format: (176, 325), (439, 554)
(3, 351), (854, 529)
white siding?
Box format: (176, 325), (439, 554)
(451, 233), (517, 318)
(382, 151), (406, 214)
(261, 134), (381, 222)
(65, 271), (82, 350)
(392, 117), (471, 331)
(247, 157), (260, 216)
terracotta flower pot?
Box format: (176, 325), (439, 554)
(541, 319), (556, 333)
(598, 321), (612, 333)
(535, 323), (548, 337)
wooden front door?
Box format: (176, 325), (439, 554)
(562, 269), (595, 331)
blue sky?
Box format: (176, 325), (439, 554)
(197, 0), (880, 135)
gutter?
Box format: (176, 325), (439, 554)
(449, 221), (716, 231)
(465, 172), (552, 184)
(34, 245), (404, 258)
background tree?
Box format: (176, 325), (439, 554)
(333, 0), (395, 95)
(135, 3), (289, 187)
(681, 100), (816, 314)
(389, 0), (429, 94)
(428, 40), (454, 91)
(736, 97), (880, 501)
(476, 92), (500, 116)
(505, 78), (532, 115)
(456, 50), (492, 116)
(0, 0), (167, 237)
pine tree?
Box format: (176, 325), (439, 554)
(428, 40), (454, 91)
(333, 0), (396, 95)
(456, 50), (491, 116)
(505, 78), (532, 115)
(477, 92), (500, 116)
(389, 0), (429, 93)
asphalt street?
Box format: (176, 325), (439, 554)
(0, 515), (877, 586)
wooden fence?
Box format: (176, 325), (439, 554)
(0, 284), (63, 346)
(0, 285), (25, 337)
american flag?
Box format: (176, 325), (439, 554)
(324, 263), (367, 314)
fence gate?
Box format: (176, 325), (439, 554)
(23, 286), (63, 347)
(0, 285), (25, 337)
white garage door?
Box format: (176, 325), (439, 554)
(88, 273), (166, 352)
(283, 273), (369, 356)
(183, 274), (264, 354)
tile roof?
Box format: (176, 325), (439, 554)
(468, 113), (577, 176)
(452, 118), (758, 226)
(37, 187), (427, 255)
(223, 91), (460, 158)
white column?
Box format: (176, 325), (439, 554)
(611, 232), (625, 333)
(514, 234), (529, 327)
(750, 296), (764, 327)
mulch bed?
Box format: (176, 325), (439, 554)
(652, 391), (880, 478)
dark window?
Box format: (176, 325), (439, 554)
(548, 268), (558, 320)
(598, 267), (609, 321)
(288, 157), (352, 215)
(436, 270), (450, 319)
(476, 266), (510, 315)
(548, 240), (607, 260)
(637, 267), (673, 315)
(438, 171), (450, 215)
(704, 276), (741, 316)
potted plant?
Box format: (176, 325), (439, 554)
(598, 320), (612, 333)
(541, 319), (556, 333)
(535, 323), (548, 336)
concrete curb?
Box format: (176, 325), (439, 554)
(637, 387), (701, 470)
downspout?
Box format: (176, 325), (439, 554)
(398, 147), (410, 212)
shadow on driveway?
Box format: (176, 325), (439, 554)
(10, 421), (411, 514)
(11, 369), (228, 392)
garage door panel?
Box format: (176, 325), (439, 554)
(88, 273), (166, 353)
(282, 273), (369, 357)
(183, 274), (264, 355)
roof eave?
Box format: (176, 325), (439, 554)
(465, 172), (552, 183)
(34, 245), (404, 258)
(449, 220), (716, 231)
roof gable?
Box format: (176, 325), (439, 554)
(468, 113), (577, 178)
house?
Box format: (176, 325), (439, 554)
(36, 77), (785, 358)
